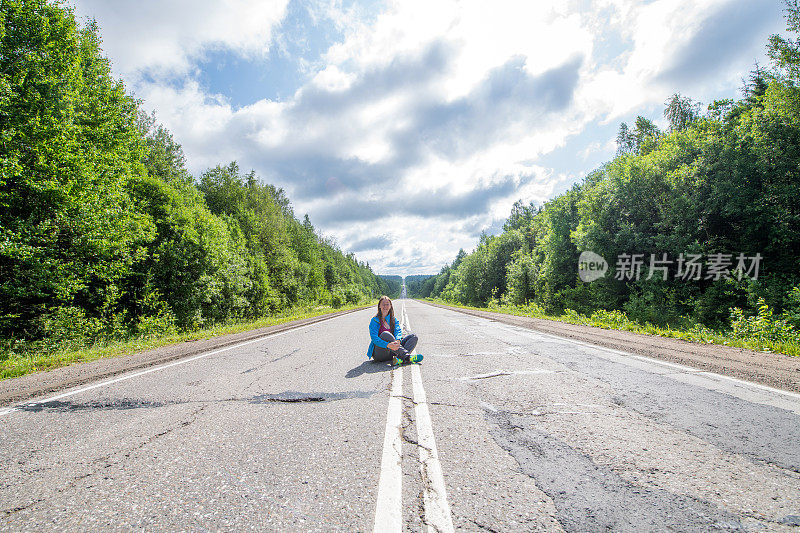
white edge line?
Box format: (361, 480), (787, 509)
(532, 329), (800, 401)
(0, 319), (331, 418)
(411, 364), (454, 533)
(465, 313), (800, 403)
(373, 366), (404, 533)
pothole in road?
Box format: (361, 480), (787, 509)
(249, 390), (379, 404)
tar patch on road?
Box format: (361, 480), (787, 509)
(17, 390), (380, 412)
(249, 390), (379, 403)
(484, 408), (746, 532)
(19, 398), (170, 412)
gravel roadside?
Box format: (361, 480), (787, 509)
(423, 300), (800, 393)
(0, 306), (368, 406)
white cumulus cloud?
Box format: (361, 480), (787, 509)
(70, 0), (787, 274)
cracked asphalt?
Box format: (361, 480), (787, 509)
(1, 300), (799, 531)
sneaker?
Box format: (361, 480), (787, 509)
(408, 354), (423, 364)
(392, 356), (404, 366)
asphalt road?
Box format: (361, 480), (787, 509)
(1, 299), (799, 532)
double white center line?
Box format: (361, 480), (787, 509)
(373, 302), (454, 533)
(374, 361), (405, 532)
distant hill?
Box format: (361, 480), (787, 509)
(378, 275), (402, 298)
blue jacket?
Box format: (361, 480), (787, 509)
(366, 314), (402, 359)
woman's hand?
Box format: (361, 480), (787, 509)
(388, 340), (401, 350)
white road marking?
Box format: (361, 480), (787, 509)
(459, 369), (554, 381)
(463, 315), (800, 412)
(0, 319), (326, 418)
(402, 301), (411, 332)
(373, 366), (404, 533)
(532, 329), (800, 402)
(411, 364), (454, 533)
(402, 300), (454, 532)
(480, 401), (499, 413)
(463, 370), (513, 380)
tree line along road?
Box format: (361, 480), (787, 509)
(1, 299), (799, 531)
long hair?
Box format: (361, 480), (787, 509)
(376, 295), (395, 329)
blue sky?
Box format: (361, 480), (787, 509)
(194, 1), (352, 104)
(72, 0), (788, 275)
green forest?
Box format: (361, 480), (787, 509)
(3, 0), (800, 368)
(378, 276), (403, 298)
(411, 2), (800, 351)
(0, 0), (393, 361)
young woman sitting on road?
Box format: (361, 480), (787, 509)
(366, 296), (422, 365)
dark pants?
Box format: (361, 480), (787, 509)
(372, 331), (418, 362)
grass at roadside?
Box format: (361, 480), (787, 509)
(424, 298), (800, 357)
(0, 303), (370, 381)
